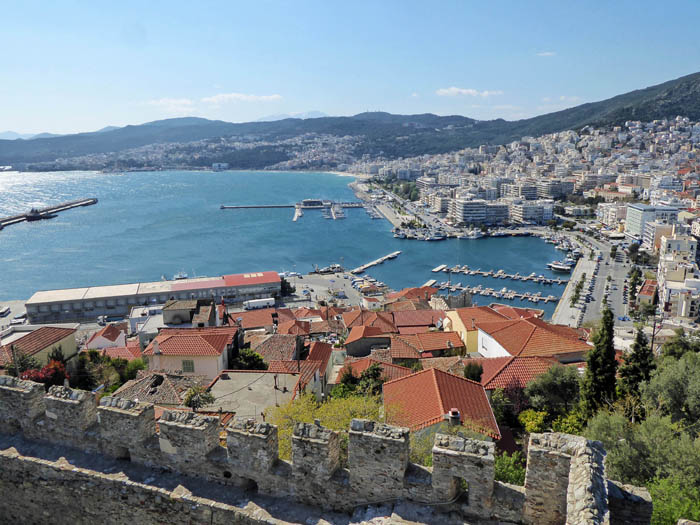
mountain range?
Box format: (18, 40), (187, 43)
(2, 71), (700, 166)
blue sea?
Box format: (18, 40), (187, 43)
(0, 170), (565, 316)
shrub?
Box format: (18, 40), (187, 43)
(518, 409), (548, 433)
(494, 451), (526, 486)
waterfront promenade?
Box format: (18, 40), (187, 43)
(551, 258), (595, 327)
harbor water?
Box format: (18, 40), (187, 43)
(0, 170), (565, 316)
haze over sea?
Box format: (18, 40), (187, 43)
(0, 170), (565, 316)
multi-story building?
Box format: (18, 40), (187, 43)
(657, 232), (700, 319)
(509, 200), (554, 225)
(450, 198), (486, 225)
(642, 221), (674, 253)
(596, 203), (627, 227)
(625, 203), (678, 240)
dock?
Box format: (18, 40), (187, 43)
(351, 251), (401, 274)
(422, 279), (437, 287)
(0, 198), (98, 230)
(438, 264), (568, 285)
(435, 281), (559, 304)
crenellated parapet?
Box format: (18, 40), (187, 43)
(0, 378), (653, 524)
(97, 396), (155, 460)
(0, 376), (45, 434)
(349, 419), (409, 500)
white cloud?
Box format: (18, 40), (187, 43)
(145, 97), (195, 115)
(542, 96), (552, 102)
(536, 51), (556, 57)
(559, 95), (582, 103)
(201, 92), (283, 104)
(411, 92), (419, 98)
(436, 87), (503, 97)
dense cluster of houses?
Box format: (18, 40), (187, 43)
(3, 285), (592, 448)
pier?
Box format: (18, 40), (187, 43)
(435, 281), (559, 304)
(351, 251), (401, 274)
(422, 279), (437, 287)
(0, 198), (98, 230)
(438, 264), (568, 285)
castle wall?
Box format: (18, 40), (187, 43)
(0, 379), (654, 524)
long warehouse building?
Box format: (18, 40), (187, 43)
(25, 271), (281, 324)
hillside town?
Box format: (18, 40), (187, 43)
(3, 117), (700, 524)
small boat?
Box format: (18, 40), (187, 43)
(173, 271), (188, 280)
(547, 261), (573, 272)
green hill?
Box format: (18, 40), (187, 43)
(2, 71), (700, 165)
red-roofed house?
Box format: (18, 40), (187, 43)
(391, 310), (446, 335)
(385, 286), (438, 302)
(383, 368), (500, 440)
(476, 317), (591, 362)
(142, 326), (239, 380)
(445, 306), (510, 353)
(342, 310), (397, 334)
(390, 331), (465, 362)
(90, 338), (143, 362)
(0, 326), (78, 368)
(488, 303), (544, 320)
(345, 326), (391, 357)
(307, 341), (334, 394)
(277, 319), (311, 336)
(85, 323), (127, 350)
(334, 357), (412, 384)
(473, 356), (557, 392)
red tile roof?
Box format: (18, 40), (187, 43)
(228, 307), (295, 330)
(488, 304), (543, 320)
(307, 342), (333, 377)
(0, 326), (76, 365)
(142, 326), (237, 357)
(336, 357), (412, 383)
(385, 286), (438, 301)
(390, 332), (464, 359)
(342, 310), (397, 333)
(476, 317), (591, 358)
(223, 271), (281, 287)
(478, 356), (557, 390)
(383, 368), (500, 439)
(453, 306), (509, 330)
(86, 323), (126, 347)
(277, 320), (311, 336)
(392, 310), (445, 328)
(345, 325), (386, 345)
(253, 334), (298, 362)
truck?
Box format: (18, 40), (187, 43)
(243, 297), (275, 310)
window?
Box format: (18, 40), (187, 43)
(182, 360), (195, 373)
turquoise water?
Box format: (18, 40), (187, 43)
(0, 170), (564, 316)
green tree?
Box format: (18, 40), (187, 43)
(183, 385), (215, 412)
(642, 352), (700, 429)
(648, 474), (700, 525)
(489, 388), (515, 427)
(518, 409), (548, 433)
(581, 307), (618, 417)
(619, 328), (655, 399)
(124, 358), (147, 381)
(494, 451), (526, 486)
(660, 329), (699, 359)
(48, 345), (66, 364)
(525, 364), (580, 420)
(551, 410), (585, 434)
(7, 346), (40, 377)
(230, 348), (268, 370)
(463, 361), (483, 382)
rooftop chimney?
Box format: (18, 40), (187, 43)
(447, 408), (461, 427)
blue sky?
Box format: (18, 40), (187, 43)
(3, 0), (700, 133)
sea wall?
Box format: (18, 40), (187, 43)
(0, 376), (652, 524)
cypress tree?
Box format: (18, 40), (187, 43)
(619, 328), (655, 398)
(581, 307), (618, 417)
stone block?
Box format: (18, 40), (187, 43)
(432, 433), (495, 518)
(97, 396), (156, 458)
(226, 417), (279, 474)
(607, 479), (653, 525)
(0, 376), (45, 433)
(348, 419), (409, 499)
(291, 421), (340, 480)
(158, 410), (219, 461)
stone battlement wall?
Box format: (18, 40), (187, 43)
(0, 377), (653, 524)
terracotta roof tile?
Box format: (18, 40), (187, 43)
(254, 334), (298, 363)
(478, 356), (557, 390)
(383, 368), (500, 439)
(342, 310), (397, 333)
(0, 326), (76, 365)
(392, 310), (445, 328)
(113, 371), (206, 406)
(390, 332), (464, 359)
(277, 320), (311, 335)
(476, 317), (591, 358)
(307, 342), (333, 377)
(453, 306), (509, 330)
(142, 326), (237, 357)
(385, 287), (438, 301)
(346, 326), (386, 345)
(336, 357), (412, 383)
(488, 303), (544, 320)
(86, 323), (127, 347)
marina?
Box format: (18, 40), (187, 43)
(351, 251), (402, 275)
(0, 198), (98, 230)
(221, 199), (361, 222)
(436, 264), (569, 285)
(435, 281), (559, 304)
